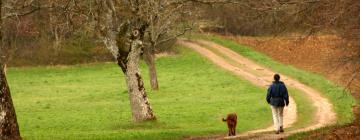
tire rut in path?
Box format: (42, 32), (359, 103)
(178, 39), (336, 140)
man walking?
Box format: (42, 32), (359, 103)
(266, 74), (289, 134)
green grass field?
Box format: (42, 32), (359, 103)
(8, 47), (272, 140)
(7, 35), (356, 139)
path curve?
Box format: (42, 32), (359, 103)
(178, 39), (337, 140)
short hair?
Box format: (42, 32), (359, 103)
(274, 74), (280, 81)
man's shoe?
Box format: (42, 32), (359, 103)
(275, 130), (280, 134)
(280, 126), (284, 133)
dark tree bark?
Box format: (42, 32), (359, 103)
(143, 46), (159, 91)
(0, 1), (21, 139)
(0, 64), (21, 140)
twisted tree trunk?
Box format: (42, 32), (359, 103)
(143, 46), (159, 90)
(96, 0), (156, 122)
(118, 39), (156, 122)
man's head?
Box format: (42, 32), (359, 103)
(274, 74), (280, 81)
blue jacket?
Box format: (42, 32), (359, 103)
(266, 81), (289, 107)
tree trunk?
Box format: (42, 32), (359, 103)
(0, 0), (21, 139)
(143, 46), (159, 90)
(0, 64), (21, 140)
(96, 0), (156, 122)
(119, 39), (156, 122)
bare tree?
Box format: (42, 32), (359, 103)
(39, 0), (95, 49)
(129, 0), (233, 91)
(0, 6), (21, 138)
(95, 0), (234, 122)
(95, 0), (156, 122)
(142, 0), (193, 90)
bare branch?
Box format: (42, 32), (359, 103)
(1, 3), (51, 19)
(156, 27), (192, 46)
(345, 66), (360, 89)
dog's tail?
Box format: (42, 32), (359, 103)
(222, 118), (227, 122)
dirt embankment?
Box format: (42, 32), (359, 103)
(232, 35), (360, 100)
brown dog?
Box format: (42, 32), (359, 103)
(222, 113), (237, 136)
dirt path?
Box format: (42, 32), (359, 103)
(178, 39), (337, 140)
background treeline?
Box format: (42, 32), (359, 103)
(7, 0), (113, 66)
(200, 0), (359, 38)
(8, 0), (359, 66)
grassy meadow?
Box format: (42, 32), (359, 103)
(8, 47), (272, 140)
(7, 35), (356, 140)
